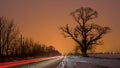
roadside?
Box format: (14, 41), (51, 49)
(58, 54), (120, 68)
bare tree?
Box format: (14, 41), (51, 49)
(0, 16), (61, 61)
(60, 7), (111, 57)
(46, 46), (55, 56)
(0, 16), (19, 56)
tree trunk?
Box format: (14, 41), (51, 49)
(81, 48), (88, 57)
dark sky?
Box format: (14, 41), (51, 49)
(0, 0), (120, 54)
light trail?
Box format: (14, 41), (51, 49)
(0, 56), (63, 68)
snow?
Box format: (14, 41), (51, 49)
(57, 54), (120, 68)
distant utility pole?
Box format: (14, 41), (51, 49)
(20, 34), (24, 56)
(20, 34), (23, 47)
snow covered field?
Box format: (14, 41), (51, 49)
(57, 54), (120, 68)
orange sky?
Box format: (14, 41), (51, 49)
(0, 0), (120, 54)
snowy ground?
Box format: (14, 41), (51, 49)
(57, 54), (120, 68)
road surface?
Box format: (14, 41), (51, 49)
(10, 56), (63, 68)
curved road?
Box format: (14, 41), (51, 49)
(10, 56), (63, 68)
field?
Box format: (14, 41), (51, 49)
(58, 54), (120, 68)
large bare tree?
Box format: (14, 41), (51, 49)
(60, 7), (111, 57)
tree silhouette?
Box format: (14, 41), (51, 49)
(0, 16), (61, 62)
(0, 16), (19, 56)
(60, 7), (111, 57)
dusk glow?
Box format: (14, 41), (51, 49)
(0, 0), (120, 54)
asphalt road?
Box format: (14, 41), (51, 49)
(10, 56), (63, 68)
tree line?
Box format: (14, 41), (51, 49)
(0, 16), (61, 60)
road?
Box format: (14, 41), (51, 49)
(10, 56), (63, 68)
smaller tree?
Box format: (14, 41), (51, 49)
(60, 7), (111, 57)
(0, 16), (19, 56)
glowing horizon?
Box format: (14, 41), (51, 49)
(0, 0), (120, 54)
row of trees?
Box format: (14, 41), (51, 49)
(0, 17), (61, 59)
